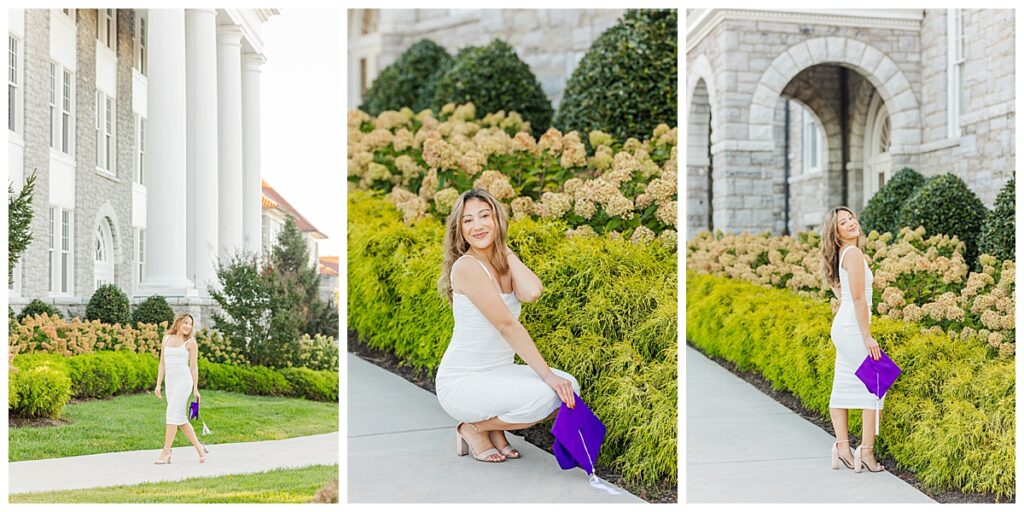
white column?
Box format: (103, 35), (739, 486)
(241, 53), (265, 255)
(217, 24), (244, 258)
(186, 9), (219, 296)
(141, 9), (194, 296)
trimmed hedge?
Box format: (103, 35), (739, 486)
(431, 39), (553, 136)
(132, 295), (175, 327)
(860, 167), (925, 236)
(86, 284), (132, 325)
(978, 177), (1014, 262)
(555, 9), (678, 144)
(279, 367), (339, 402)
(360, 39), (452, 115)
(17, 299), (63, 321)
(896, 173), (988, 266)
(686, 271), (1014, 498)
(10, 361), (72, 419)
(349, 192), (677, 492)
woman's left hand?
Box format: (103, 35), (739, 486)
(193, 389), (201, 401)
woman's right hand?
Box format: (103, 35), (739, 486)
(864, 336), (881, 361)
(154, 386), (162, 399)
(543, 374), (575, 409)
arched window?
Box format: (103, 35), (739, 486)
(94, 219), (114, 289)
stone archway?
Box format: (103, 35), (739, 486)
(91, 203), (124, 293)
(686, 54), (718, 238)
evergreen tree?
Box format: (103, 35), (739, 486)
(9, 171), (37, 285)
(270, 216), (338, 339)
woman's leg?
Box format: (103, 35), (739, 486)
(829, 408), (853, 462)
(860, 409), (884, 470)
(158, 424), (176, 459)
(178, 422), (206, 456)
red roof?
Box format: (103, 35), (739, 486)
(262, 180), (325, 238)
(319, 256), (339, 276)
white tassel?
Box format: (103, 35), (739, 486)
(875, 374), (880, 436)
(578, 430), (622, 495)
(202, 421), (211, 435)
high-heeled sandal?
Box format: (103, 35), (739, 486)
(854, 444), (885, 473)
(489, 431), (521, 459)
(154, 452), (172, 465)
(198, 442), (210, 463)
(831, 439), (853, 470)
(455, 422), (505, 463)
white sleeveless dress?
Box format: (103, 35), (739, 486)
(436, 255), (580, 424)
(829, 245), (882, 410)
(164, 338), (194, 425)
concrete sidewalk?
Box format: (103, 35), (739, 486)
(9, 432), (338, 494)
(347, 353), (642, 503)
(686, 346), (933, 503)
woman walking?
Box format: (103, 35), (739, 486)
(821, 206), (885, 473)
(153, 313), (209, 464)
(436, 189), (580, 463)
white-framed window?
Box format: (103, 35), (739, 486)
(134, 12), (147, 75)
(948, 9), (965, 138)
(49, 207), (74, 295)
(96, 91), (114, 172)
(98, 9), (116, 51)
(801, 109), (823, 174)
(134, 114), (146, 184)
(9, 34), (20, 134)
(136, 227), (146, 285)
(48, 63), (74, 154)
(49, 62), (56, 148)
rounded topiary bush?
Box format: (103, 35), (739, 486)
(17, 298), (63, 321)
(86, 284), (131, 325)
(431, 39), (552, 135)
(896, 173), (988, 264)
(860, 167), (926, 235)
(132, 295), (175, 327)
(978, 177), (1014, 262)
(360, 39), (453, 115)
(554, 9), (677, 143)
(12, 364), (72, 419)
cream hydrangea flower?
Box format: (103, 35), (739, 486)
(422, 139), (459, 170)
(511, 196), (536, 220)
(630, 226), (656, 244)
(433, 187), (460, 216)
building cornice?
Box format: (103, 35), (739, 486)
(686, 9), (924, 53)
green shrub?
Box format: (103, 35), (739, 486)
(897, 173), (988, 265)
(86, 284), (132, 325)
(295, 334), (340, 372)
(860, 167), (926, 235)
(200, 360), (292, 397)
(195, 328), (250, 366)
(132, 295), (175, 327)
(10, 359), (72, 419)
(978, 177), (1014, 262)
(687, 271), (1014, 498)
(360, 39), (452, 115)
(67, 352), (157, 399)
(348, 192), (676, 492)
(17, 299), (62, 321)
(431, 39), (552, 135)
(555, 9), (677, 144)
(279, 367), (338, 402)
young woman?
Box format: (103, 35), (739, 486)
(436, 189), (580, 463)
(153, 313), (209, 464)
(820, 206), (885, 473)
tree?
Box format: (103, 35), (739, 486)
(270, 216), (339, 339)
(9, 171), (37, 285)
(209, 253), (275, 366)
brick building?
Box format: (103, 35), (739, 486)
(686, 9), (1014, 237)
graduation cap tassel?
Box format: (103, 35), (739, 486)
(875, 374), (880, 436)
(578, 430), (621, 495)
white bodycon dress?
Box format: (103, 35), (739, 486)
(436, 255), (580, 424)
(164, 338), (194, 425)
(829, 245), (882, 410)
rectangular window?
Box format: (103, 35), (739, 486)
(135, 14), (147, 75)
(105, 95), (113, 170)
(136, 116), (146, 184)
(95, 91), (102, 167)
(137, 228), (146, 284)
(48, 208), (56, 292)
(97, 91), (115, 171)
(948, 9), (965, 137)
(802, 109), (821, 174)
(49, 63), (56, 148)
(9, 35), (18, 133)
(48, 207), (74, 295)
(61, 210), (70, 293)
(98, 9), (115, 50)
(360, 58), (367, 95)
(61, 69), (71, 154)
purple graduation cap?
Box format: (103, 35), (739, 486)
(854, 349), (901, 435)
(189, 399), (200, 420)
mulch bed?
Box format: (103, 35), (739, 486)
(687, 340), (1012, 504)
(9, 416), (69, 428)
(349, 330), (678, 503)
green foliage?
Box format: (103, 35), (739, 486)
(9, 355), (72, 419)
(897, 173), (988, 266)
(67, 351), (157, 399)
(195, 329), (250, 366)
(9, 171), (36, 285)
(132, 295), (175, 327)
(860, 167), (926, 235)
(270, 215), (339, 340)
(210, 252), (279, 367)
(278, 367), (339, 402)
(86, 284), (132, 325)
(17, 299), (63, 321)
(295, 334), (340, 372)
(686, 271), (1014, 498)
(348, 192), (677, 492)
(360, 39), (453, 115)
(199, 360), (338, 402)
(431, 39), (553, 135)
(978, 177), (1015, 262)
(555, 9), (678, 143)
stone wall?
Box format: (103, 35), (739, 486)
(21, 10), (52, 300)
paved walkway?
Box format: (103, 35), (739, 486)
(347, 353), (642, 503)
(9, 432), (338, 494)
(686, 346), (933, 503)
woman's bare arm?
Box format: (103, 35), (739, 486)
(844, 247), (880, 360)
(187, 341), (200, 397)
(155, 338), (166, 393)
(504, 247), (543, 303)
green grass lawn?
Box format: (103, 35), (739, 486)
(10, 390), (338, 461)
(9, 464), (338, 503)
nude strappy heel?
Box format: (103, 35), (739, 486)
(490, 431), (520, 459)
(199, 442), (209, 463)
(854, 444), (885, 473)
(456, 422), (504, 462)
(154, 451), (172, 465)
(831, 439), (853, 470)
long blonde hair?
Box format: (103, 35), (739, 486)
(437, 189), (510, 304)
(167, 313), (196, 341)
(820, 206), (865, 287)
